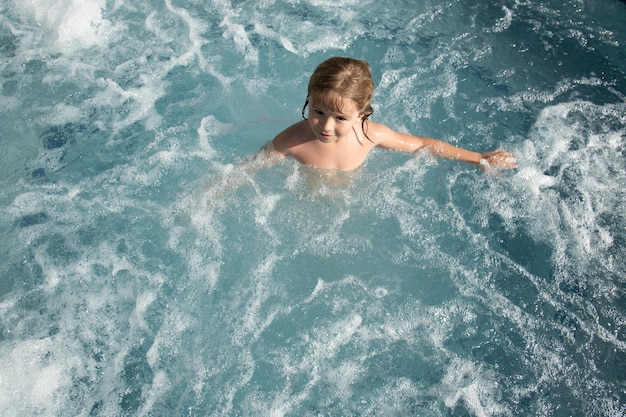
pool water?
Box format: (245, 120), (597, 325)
(1, 0), (625, 415)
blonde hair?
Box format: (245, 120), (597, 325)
(301, 57), (375, 142)
(303, 57), (374, 113)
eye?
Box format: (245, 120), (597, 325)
(312, 108), (324, 116)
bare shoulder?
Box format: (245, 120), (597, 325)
(363, 120), (399, 145)
(272, 120), (310, 155)
(364, 120), (430, 151)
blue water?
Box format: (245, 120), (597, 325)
(1, 0), (625, 415)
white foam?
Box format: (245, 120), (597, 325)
(132, 291), (157, 331)
(137, 370), (171, 417)
(515, 165), (557, 197)
(146, 309), (193, 369)
(253, 193), (281, 228)
(236, 253), (282, 344)
(308, 0), (362, 5)
(41, 103), (83, 126)
(0, 337), (71, 415)
(161, 0), (231, 85)
(361, 377), (421, 415)
(253, 23), (298, 55)
(57, 0), (113, 51)
(264, 312), (365, 416)
(220, 13), (259, 64)
(484, 77), (610, 113)
(439, 358), (507, 417)
(16, 0), (114, 52)
(481, 99), (626, 361)
(197, 115), (233, 160)
(93, 76), (165, 131)
(373, 287), (389, 299)
(31, 363), (65, 405)
(489, 5), (513, 33)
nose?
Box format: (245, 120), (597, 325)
(321, 116), (334, 132)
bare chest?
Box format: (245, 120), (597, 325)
(293, 138), (372, 170)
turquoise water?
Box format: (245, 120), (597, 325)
(1, 0), (625, 415)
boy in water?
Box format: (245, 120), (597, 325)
(265, 57), (517, 171)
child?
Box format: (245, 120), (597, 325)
(264, 56), (517, 172)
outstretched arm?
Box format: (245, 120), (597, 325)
(409, 137), (517, 171)
(368, 121), (517, 171)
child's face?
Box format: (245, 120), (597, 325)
(307, 93), (361, 144)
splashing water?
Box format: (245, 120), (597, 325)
(1, 0), (625, 415)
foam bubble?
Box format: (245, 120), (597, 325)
(236, 253), (282, 343)
(440, 358), (507, 417)
(0, 337), (71, 415)
(253, 23), (298, 55)
(94, 77), (165, 131)
(132, 291), (157, 331)
(57, 0), (113, 51)
(2, 0), (625, 415)
(16, 0), (114, 52)
(361, 377), (422, 415)
(515, 166), (557, 196)
(161, 0), (231, 84)
(197, 115), (233, 159)
(137, 370), (171, 417)
(221, 13), (259, 64)
(253, 193), (281, 228)
(31, 363), (65, 405)
(490, 5), (513, 33)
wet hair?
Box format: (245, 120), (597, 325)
(301, 57), (375, 142)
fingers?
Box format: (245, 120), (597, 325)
(477, 149), (518, 172)
(481, 150), (518, 171)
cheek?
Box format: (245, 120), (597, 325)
(307, 117), (319, 131)
(338, 121), (355, 133)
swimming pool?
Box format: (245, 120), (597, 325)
(1, 0), (625, 415)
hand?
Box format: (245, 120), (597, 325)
(478, 149), (518, 172)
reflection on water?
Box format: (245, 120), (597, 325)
(1, 0), (625, 415)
